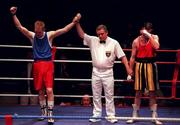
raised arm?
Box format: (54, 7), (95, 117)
(48, 13), (81, 41)
(140, 29), (160, 50)
(10, 7), (34, 40)
(75, 16), (85, 39)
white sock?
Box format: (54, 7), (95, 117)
(48, 101), (54, 109)
(39, 100), (46, 108)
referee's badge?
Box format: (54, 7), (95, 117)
(106, 51), (111, 57)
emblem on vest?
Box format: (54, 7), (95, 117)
(106, 51), (111, 57)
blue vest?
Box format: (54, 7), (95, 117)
(32, 32), (52, 61)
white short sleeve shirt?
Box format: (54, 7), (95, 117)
(83, 33), (125, 70)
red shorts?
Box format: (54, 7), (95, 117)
(33, 61), (54, 91)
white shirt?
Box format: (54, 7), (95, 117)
(84, 34), (125, 76)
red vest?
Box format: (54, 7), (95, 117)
(136, 41), (155, 58)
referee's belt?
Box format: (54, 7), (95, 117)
(93, 67), (112, 72)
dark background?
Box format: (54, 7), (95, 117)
(0, 0), (180, 105)
(0, 0), (180, 49)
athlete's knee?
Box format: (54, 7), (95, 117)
(38, 90), (45, 96)
(46, 88), (53, 95)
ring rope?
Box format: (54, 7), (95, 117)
(0, 45), (179, 99)
(0, 94), (118, 98)
(0, 94), (179, 100)
(0, 77), (180, 83)
(0, 45), (90, 50)
(0, 59), (122, 63)
(0, 45), (32, 49)
(0, 59), (177, 64)
(0, 44), (179, 52)
(0, 115), (180, 122)
(0, 77), (127, 82)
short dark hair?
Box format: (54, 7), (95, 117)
(96, 24), (108, 32)
(143, 22), (153, 31)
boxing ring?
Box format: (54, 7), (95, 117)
(0, 44), (180, 125)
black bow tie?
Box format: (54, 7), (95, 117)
(100, 41), (105, 44)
